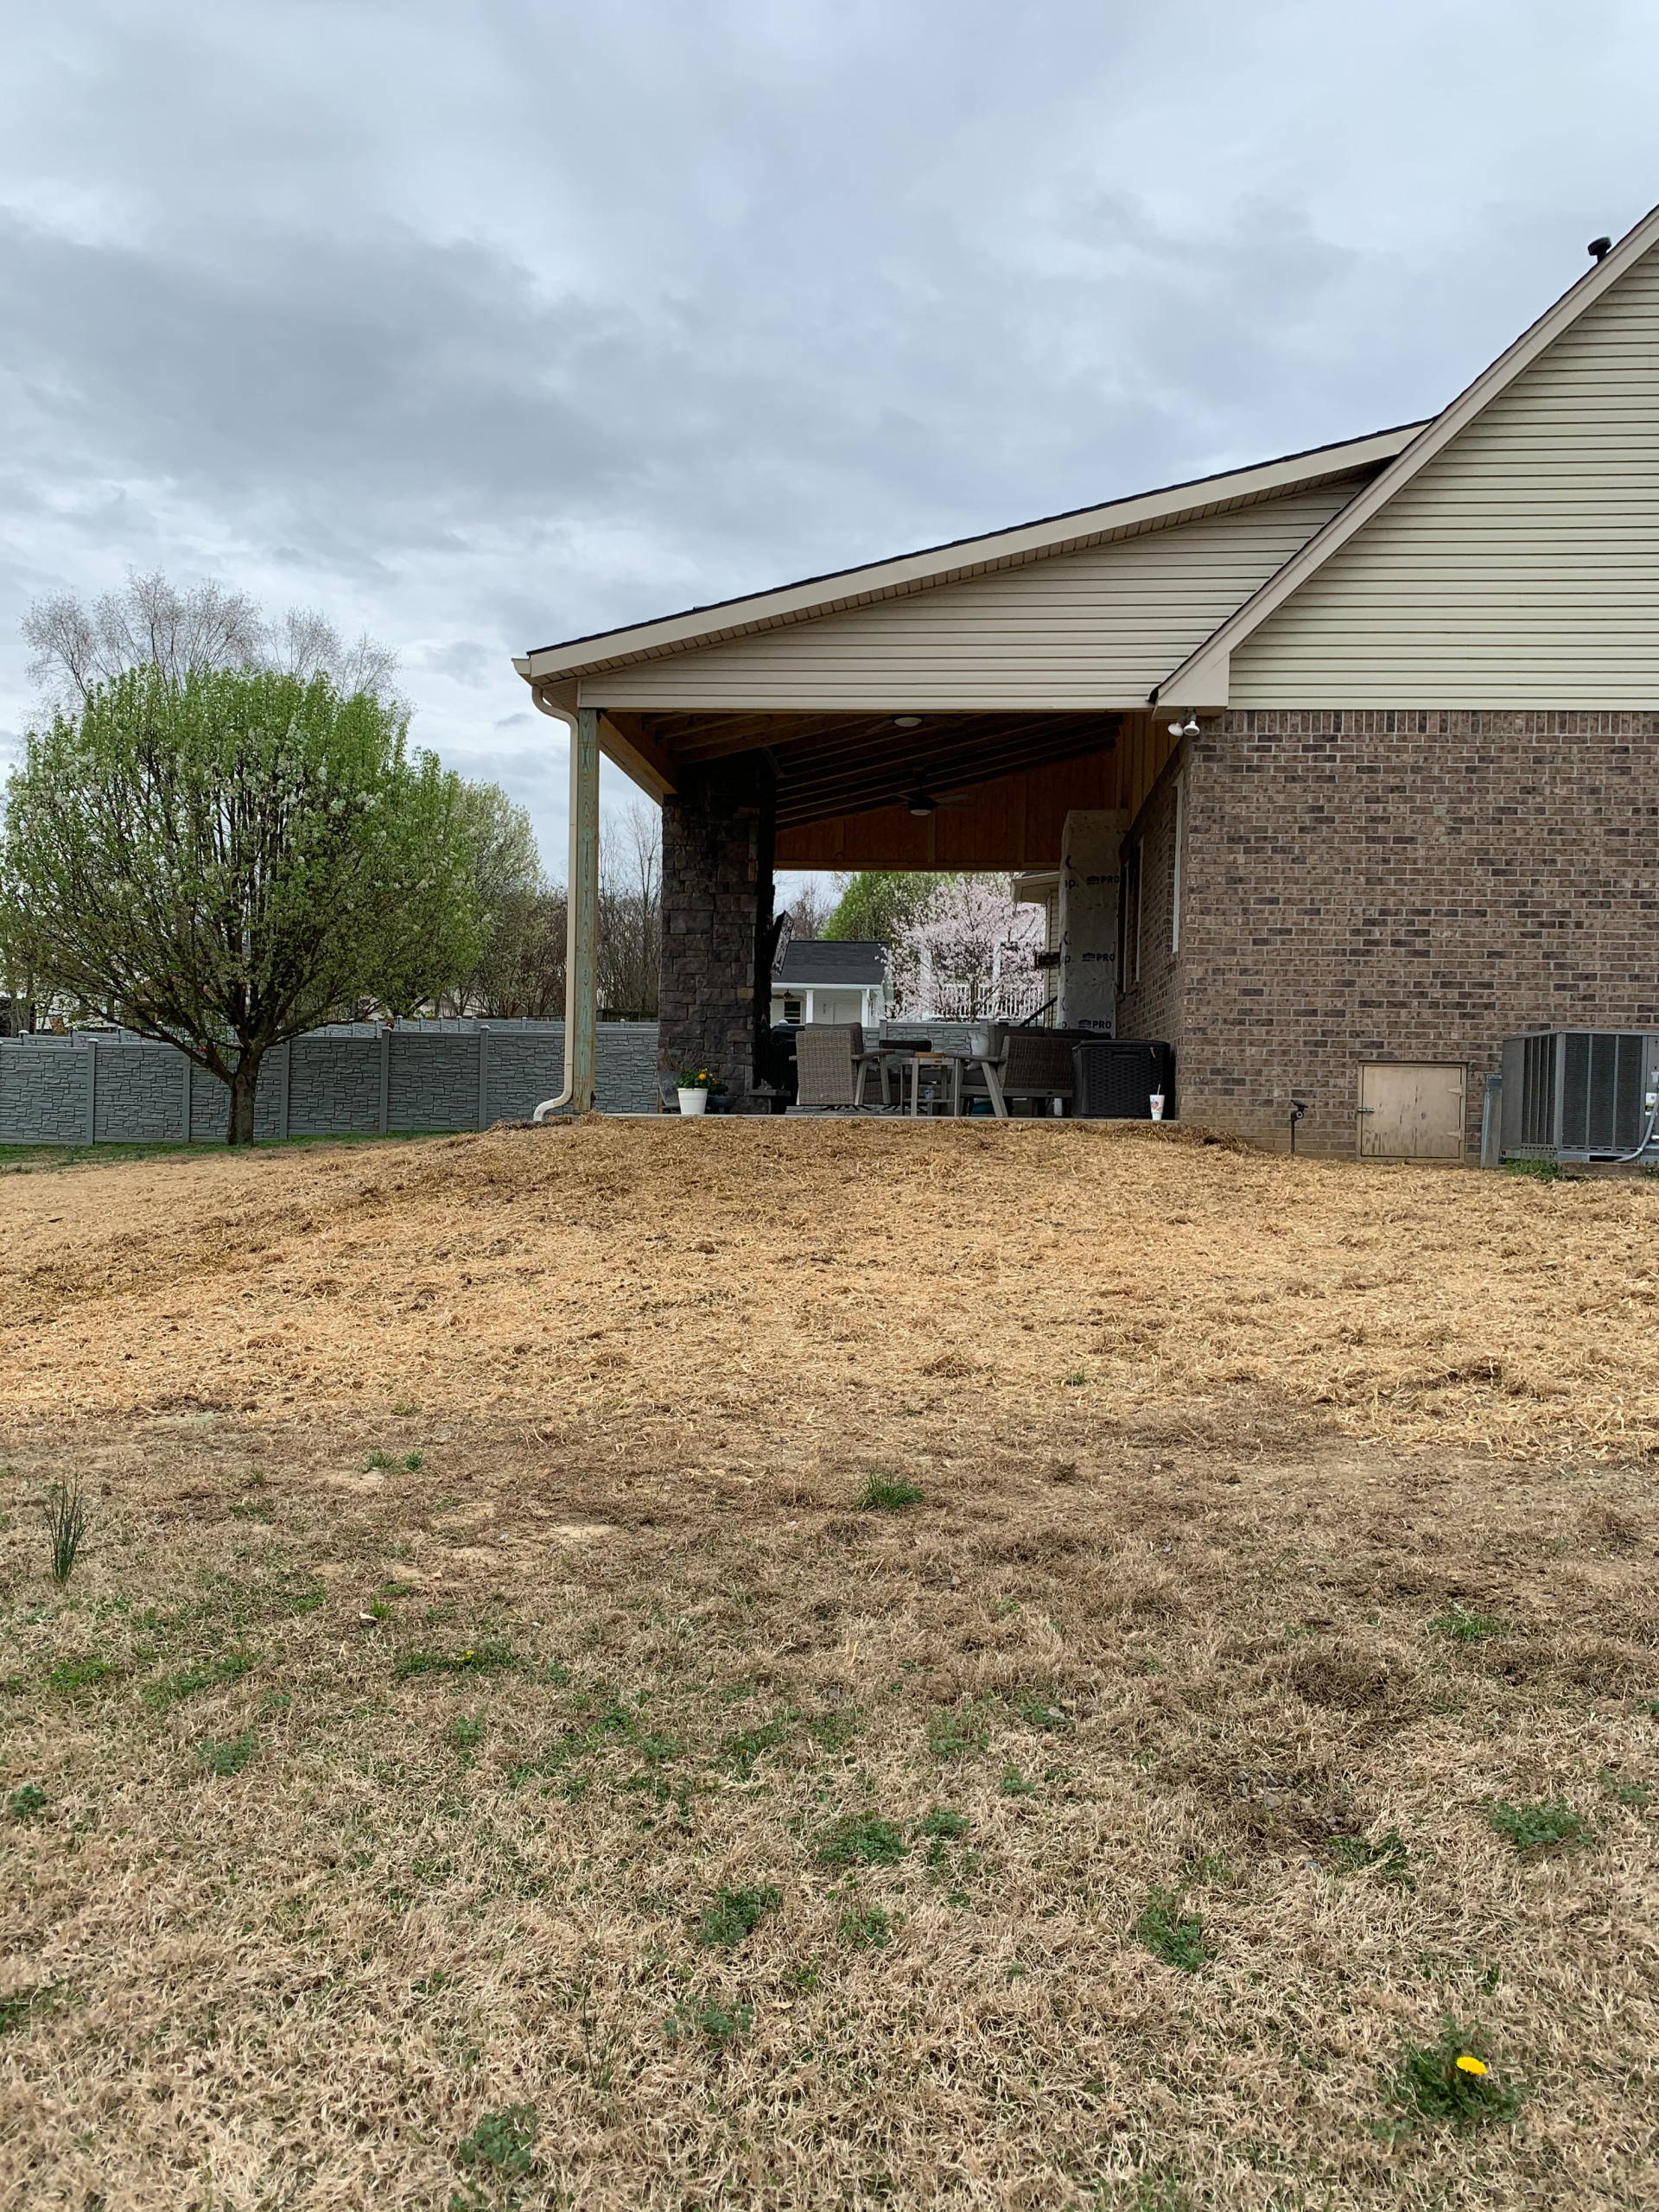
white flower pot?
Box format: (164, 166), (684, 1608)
(677, 1089), (709, 1117)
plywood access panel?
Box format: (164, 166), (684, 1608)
(1357, 1062), (1467, 1160)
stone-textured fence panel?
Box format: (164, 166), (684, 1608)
(0, 1022), (660, 1144)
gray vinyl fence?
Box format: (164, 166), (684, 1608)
(0, 1020), (661, 1144)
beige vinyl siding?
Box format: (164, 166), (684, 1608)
(1231, 243), (1659, 709)
(580, 480), (1370, 711)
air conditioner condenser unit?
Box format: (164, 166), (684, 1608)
(1499, 1031), (1659, 1162)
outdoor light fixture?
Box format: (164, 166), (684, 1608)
(907, 791), (935, 817)
(893, 715), (922, 728)
(1182, 713), (1199, 735)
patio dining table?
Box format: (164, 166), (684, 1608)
(872, 1044), (1008, 1118)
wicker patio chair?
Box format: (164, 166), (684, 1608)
(982, 1027), (1082, 1116)
(790, 1023), (883, 1111)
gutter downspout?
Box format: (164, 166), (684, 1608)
(531, 695), (601, 1120)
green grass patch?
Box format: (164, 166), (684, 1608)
(717, 1713), (791, 1777)
(808, 1709), (859, 1752)
(837, 1903), (893, 1950)
(48, 1654), (118, 1694)
(0, 1982), (64, 2034)
(815, 1811), (907, 1867)
(7, 1783), (47, 1822)
(454, 2103), (537, 2192)
(1484, 1795), (1592, 1853)
(857, 1476), (924, 1512)
(1502, 1156), (1566, 1184)
(1600, 1769), (1653, 1808)
(926, 1705), (989, 1762)
(394, 1641), (516, 1681)
(1331, 1827), (1414, 1888)
(1381, 2018), (1522, 2133)
(666, 1997), (752, 2050)
(1427, 1603), (1508, 1644)
(1012, 1690), (1071, 1732)
(999, 1764), (1037, 1796)
(694, 1884), (781, 1948)
(141, 1649), (257, 1709)
(914, 1807), (971, 1841)
(195, 1729), (260, 1777)
(1134, 1885), (1211, 1974)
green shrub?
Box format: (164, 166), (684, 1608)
(815, 1812), (907, 1867)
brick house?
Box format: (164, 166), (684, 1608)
(517, 204), (1659, 1155)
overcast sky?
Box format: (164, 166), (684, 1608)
(3, 0), (1657, 876)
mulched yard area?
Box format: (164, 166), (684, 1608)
(1, 1121), (1656, 2208)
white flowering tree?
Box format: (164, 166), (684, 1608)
(893, 875), (1043, 1020)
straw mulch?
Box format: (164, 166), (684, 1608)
(1, 1121), (1656, 2209)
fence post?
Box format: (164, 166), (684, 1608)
(85, 1038), (98, 1145)
(378, 1028), (390, 1135)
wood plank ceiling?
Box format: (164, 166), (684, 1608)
(629, 709), (1120, 830)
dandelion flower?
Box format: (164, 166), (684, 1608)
(1455, 2055), (1488, 2077)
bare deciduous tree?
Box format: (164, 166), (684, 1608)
(597, 798), (662, 1018)
(23, 570), (404, 712)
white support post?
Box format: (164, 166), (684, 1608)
(565, 706), (601, 1113)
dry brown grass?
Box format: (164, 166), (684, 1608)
(1, 1121), (1656, 2209)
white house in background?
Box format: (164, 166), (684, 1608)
(770, 940), (890, 1028)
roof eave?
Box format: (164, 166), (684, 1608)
(519, 423), (1425, 688)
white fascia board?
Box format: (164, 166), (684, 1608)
(519, 425), (1423, 687)
(1156, 202), (1659, 708)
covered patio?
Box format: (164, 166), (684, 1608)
(512, 423), (1416, 1111)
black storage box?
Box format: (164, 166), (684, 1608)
(1072, 1039), (1173, 1119)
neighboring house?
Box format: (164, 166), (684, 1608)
(770, 939), (889, 1028)
(517, 205), (1659, 1156)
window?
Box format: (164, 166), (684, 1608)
(1120, 841), (1142, 987)
(782, 996), (804, 1024)
(1171, 774), (1185, 956)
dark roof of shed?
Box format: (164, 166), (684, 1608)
(774, 940), (889, 987)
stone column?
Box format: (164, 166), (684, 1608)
(658, 754), (775, 1109)
(1057, 809), (1128, 1033)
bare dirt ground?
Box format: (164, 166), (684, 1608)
(1, 1119), (1656, 2210)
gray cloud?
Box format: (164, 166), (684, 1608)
(3, 0), (1657, 872)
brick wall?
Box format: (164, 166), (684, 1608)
(1177, 709), (1659, 1155)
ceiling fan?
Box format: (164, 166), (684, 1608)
(897, 785), (973, 818)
